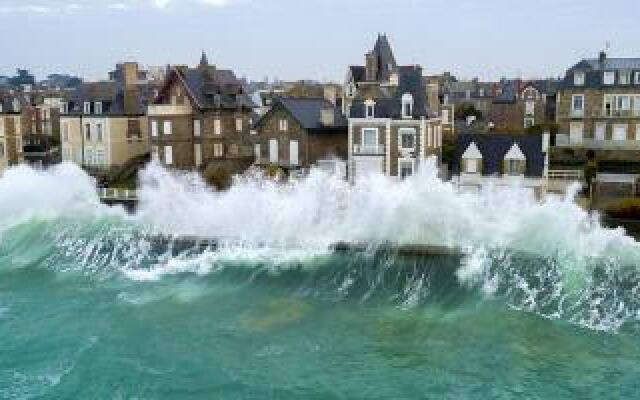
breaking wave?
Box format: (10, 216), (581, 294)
(1, 161), (640, 333)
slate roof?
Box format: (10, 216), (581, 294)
(349, 65), (429, 118)
(64, 81), (150, 116)
(348, 34), (398, 83)
(561, 54), (640, 89)
(260, 97), (347, 131)
(157, 65), (254, 111)
(453, 133), (546, 177)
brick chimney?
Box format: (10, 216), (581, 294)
(599, 50), (607, 63)
(121, 62), (140, 115)
(365, 52), (378, 81)
(323, 85), (337, 105)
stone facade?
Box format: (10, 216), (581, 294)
(489, 82), (557, 134)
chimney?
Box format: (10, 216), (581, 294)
(320, 105), (335, 126)
(365, 52), (378, 81)
(121, 62), (139, 88)
(323, 85), (337, 105)
(121, 63), (140, 115)
(599, 50), (607, 63)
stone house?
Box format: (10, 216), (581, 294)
(489, 79), (558, 134)
(253, 97), (347, 177)
(147, 53), (255, 174)
(60, 62), (150, 174)
(344, 34), (445, 182)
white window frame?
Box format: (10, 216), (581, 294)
(525, 100), (535, 116)
(213, 143), (224, 158)
(164, 145), (173, 165)
(193, 119), (201, 137)
(96, 123), (103, 142)
(595, 122), (606, 141)
(214, 119), (221, 135)
(524, 117), (535, 129)
(94, 102), (103, 115)
(620, 71), (631, 85)
(236, 118), (243, 132)
(603, 71), (615, 85)
(269, 138), (278, 163)
(635, 72), (640, 85)
(571, 94), (584, 117)
(398, 128), (416, 151)
(613, 124), (628, 141)
(466, 158), (479, 174)
(289, 140), (299, 166)
(151, 145), (159, 161)
(570, 122), (584, 144)
(401, 93), (413, 118)
(194, 143), (202, 167)
(361, 127), (379, 152)
(254, 143), (261, 162)
(279, 119), (288, 132)
(151, 120), (158, 137)
(163, 120), (172, 135)
(83, 102), (91, 114)
(365, 99), (376, 119)
(398, 158), (415, 179)
(84, 123), (91, 141)
(574, 71), (585, 86)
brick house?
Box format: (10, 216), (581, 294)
(147, 53), (255, 174)
(60, 62), (149, 173)
(253, 97), (347, 177)
(344, 34), (445, 182)
(488, 79), (558, 134)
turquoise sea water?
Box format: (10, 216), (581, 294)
(2, 164), (640, 399)
(2, 223), (640, 399)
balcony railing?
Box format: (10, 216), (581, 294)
(353, 144), (385, 155)
(555, 134), (640, 149)
(592, 109), (640, 118)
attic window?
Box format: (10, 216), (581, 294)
(603, 71), (615, 85)
(402, 93), (414, 118)
(635, 72), (640, 85)
(365, 99), (375, 118)
(504, 143), (526, 176)
(461, 142), (482, 174)
(620, 71), (631, 85)
(95, 102), (102, 115)
(83, 102), (91, 114)
(574, 72), (585, 86)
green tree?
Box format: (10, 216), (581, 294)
(455, 102), (483, 121)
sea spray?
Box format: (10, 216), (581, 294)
(1, 162), (640, 332)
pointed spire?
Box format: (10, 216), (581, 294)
(199, 50), (209, 68)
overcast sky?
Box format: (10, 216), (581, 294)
(1, 0), (639, 82)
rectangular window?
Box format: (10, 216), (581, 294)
(194, 143), (202, 167)
(236, 118), (243, 132)
(84, 123), (91, 141)
(269, 139), (278, 163)
(595, 122), (606, 141)
(613, 124), (628, 141)
(574, 72), (585, 86)
(506, 159), (522, 176)
(193, 119), (201, 137)
(164, 145), (173, 165)
(95, 102), (103, 114)
(366, 104), (375, 118)
(604, 95), (614, 116)
(214, 143), (224, 158)
(620, 71), (631, 85)
(362, 128), (378, 147)
(603, 71), (615, 85)
(399, 128), (416, 150)
(570, 122), (584, 144)
(524, 118), (535, 128)
(636, 124), (640, 141)
(95, 149), (106, 166)
(571, 95), (584, 116)
(214, 119), (221, 135)
(525, 101), (535, 116)
(441, 109), (450, 124)
(279, 119), (288, 132)
(617, 95), (631, 111)
(163, 120), (172, 135)
(151, 120), (158, 137)
(399, 160), (414, 179)
(61, 122), (68, 142)
(466, 158), (478, 174)
(0, 142), (4, 158)
(83, 102), (91, 114)
(289, 140), (299, 166)
(254, 143), (261, 161)
(636, 72), (640, 85)
(151, 145), (159, 161)
(96, 123), (103, 142)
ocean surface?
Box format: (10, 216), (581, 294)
(2, 163), (640, 399)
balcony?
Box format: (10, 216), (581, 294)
(353, 144), (385, 155)
(555, 134), (640, 150)
(570, 109), (585, 118)
(592, 109), (640, 118)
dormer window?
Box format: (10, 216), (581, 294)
(279, 119), (288, 132)
(620, 71), (631, 85)
(503, 143), (526, 176)
(574, 71), (585, 86)
(461, 142), (482, 174)
(83, 102), (91, 114)
(94, 102), (102, 115)
(402, 93), (414, 118)
(603, 71), (615, 85)
(635, 72), (640, 85)
(365, 99), (375, 119)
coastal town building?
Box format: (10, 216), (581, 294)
(344, 34), (445, 182)
(253, 96), (348, 177)
(453, 133), (549, 193)
(147, 53), (255, 174)
(489, 79), (559, 134)
(59, 62), (150, 173)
